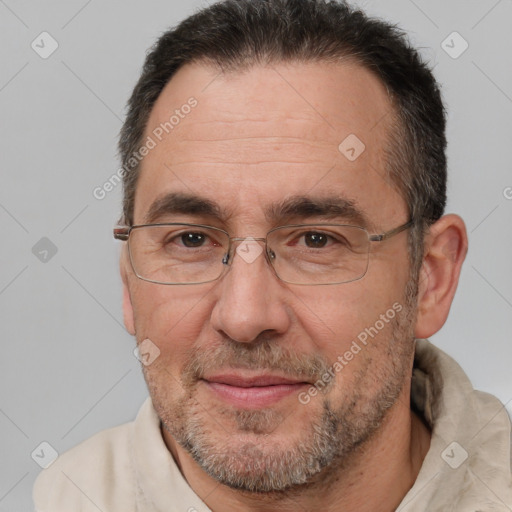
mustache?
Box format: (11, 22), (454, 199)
(181, 336), (332, 386)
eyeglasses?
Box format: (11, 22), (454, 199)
(113, 219), (413, 286)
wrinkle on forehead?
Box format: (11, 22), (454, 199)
(145, 60), (393, 145)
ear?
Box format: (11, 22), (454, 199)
(414, 214), (468, 339)
(120, 249), (136, 336)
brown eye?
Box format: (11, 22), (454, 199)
(303, 232), (328, 248)
(181, 232), (207, 247)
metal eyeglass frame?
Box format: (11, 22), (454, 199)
(113, 219), (414, 286)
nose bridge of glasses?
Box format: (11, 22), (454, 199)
(223, 236), (270, 267)
(229, 237), (267, 242)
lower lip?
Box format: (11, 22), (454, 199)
(203, 380), (308, 408)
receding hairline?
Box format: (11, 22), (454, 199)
(147, 53), (395, 112)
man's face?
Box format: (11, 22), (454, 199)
(123, 61), (417, 492)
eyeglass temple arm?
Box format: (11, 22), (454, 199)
(369, 219), (414, 242)
(113, 227), (130, 241)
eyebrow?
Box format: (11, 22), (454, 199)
(143, 192), (370, 228)
(144, 192), (225, 224)
(266, 195), (369, 228)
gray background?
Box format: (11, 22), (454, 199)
(0, 0), (511, 509)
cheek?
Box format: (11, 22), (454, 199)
(130, 282), (213, 363)
(293, 275), (408, 390)
(296, 281), (399, 346)
(307, 314), (404, 407)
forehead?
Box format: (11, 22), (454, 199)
(134, 60), (406, 228)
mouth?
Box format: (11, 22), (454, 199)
(201, 373), (310, 408)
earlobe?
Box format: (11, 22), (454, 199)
(414, 214), (468, 339)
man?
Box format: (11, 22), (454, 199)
(33, 0), (512, 510)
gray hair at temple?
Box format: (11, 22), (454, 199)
(118, 0), (447, 282)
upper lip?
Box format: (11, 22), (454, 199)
(203, 373), (308, 387)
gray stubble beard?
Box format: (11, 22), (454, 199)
(150, 279), (419, 495)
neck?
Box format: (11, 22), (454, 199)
(163, 385), (431, 512)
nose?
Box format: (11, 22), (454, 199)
(210, 237), (291, 343)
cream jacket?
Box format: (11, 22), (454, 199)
(33, 339), (512, 511)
